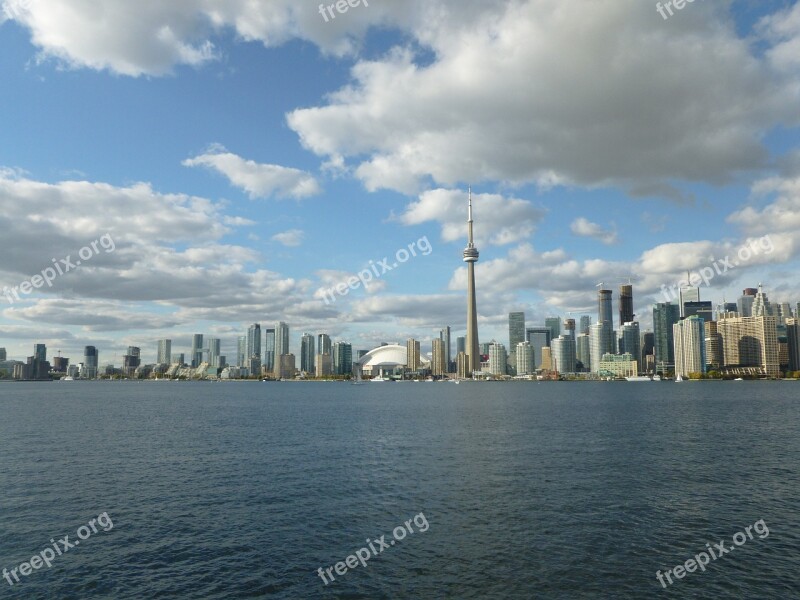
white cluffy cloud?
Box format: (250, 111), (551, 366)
(570, 217), (618, 245)
(271, 229), (305, 247)
(183, 146), (321, 200)
(396, 189), (545, 247)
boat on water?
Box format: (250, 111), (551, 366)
(626, 375), (654, 382)
(675, 374), (684, 382)
(62, 376), (74, 381)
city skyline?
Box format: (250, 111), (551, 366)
(2, 1), (800, 363)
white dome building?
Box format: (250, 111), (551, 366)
(355, 344), (430, 377)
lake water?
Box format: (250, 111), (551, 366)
(0, 381), (798, 598)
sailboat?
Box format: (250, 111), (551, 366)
(675, 373), (684, 382)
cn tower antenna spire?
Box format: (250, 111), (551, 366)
(463, 186), (480, 376)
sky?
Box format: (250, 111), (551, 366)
(1, 0), (800, 364)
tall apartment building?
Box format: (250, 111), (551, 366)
(717, 315), (779, 377)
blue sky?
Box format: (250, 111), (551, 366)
(1, 0), (799, 364)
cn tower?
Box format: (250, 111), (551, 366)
(463, 188), (480, 374)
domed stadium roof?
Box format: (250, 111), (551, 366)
(356, 344), (430, 367)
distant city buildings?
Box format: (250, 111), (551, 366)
(509, 312), (526, 350)
(264, 327), (276, 372)
(653, 302), (680, 371)
(431, 338), (447, 376)
(3, 274), (797, 382)
(516, 341), (534, 375)
(207, 338), (221, 367)
(487, 342), (507, 376)
(157, 339), (172, 365)
(545, 317), (562, 343)
(82, 345), (98, 379)
(191, 334), (203, 368)
(300, 333), (315, 373)
(619, 284), (634, 326)
(406, 338), (421, 372)
(551, 335), (576, 375)
(673, 316), (706, 377)
(717, 315), (779, 377)
(333, 342), (352, 376)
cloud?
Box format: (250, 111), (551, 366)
(758, 2), (800, 73)
(271, 229), (305, 247)
(287, 1), (799, 196)
(183, 146), (321, 199)
(570, 217), (618, 245)
(395, 189), (545, 247)
(0, 172), (319, 323)
(729, 175), (800, 235)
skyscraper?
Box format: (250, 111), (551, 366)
(751, 283), (772, 318)
(487, 343), (507, 376)
(786, 318), (800, 371)
(641, 331), (655, 369)
(551, 335), (576, 374)
(300, 333), (315, 373)
(509, 312), (526, 350)
(717, 315), (779, 377)
(579, 315), (592, 336)
(526, 326), (551, 369)
(236, 336), (246, 367)
(598, 288), (613, 328)
(34, 344), (46, 363)
(673, 316), (706, 377)
(619, 284), (634, 326)
(191, 334), (204, 368)
(431, 338), (447, 377)
(264, 328), (276, 372)
(653, 303), (680, 371)
(439, 326), (452, 371)
(317, 333), (332, 356)
(738, 288), (758, 317)
(207, 338), (221, 367)
(705, 321), (722, 370)
(684, 301), (713, 321)
(83, 346), (98, 379)
(516, 341), (534, 375)
(276, 322), (290, 358)
(463, 188), (480, 374)
(246, 323), (262, 361)
(589, 322), (614, 373)
(456, 336), (466, 355)
(333, 342), (352, 376)
(561, 318), (574, 338)
(406, 338), (421, 371)
(679, 275), (700, 317)
(157, 339), (172, 365)
(619, 322), (641, 371)
(316, 353), (332, 377)
(545, 317), (561, 342)
(576, 333), (591, 372)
